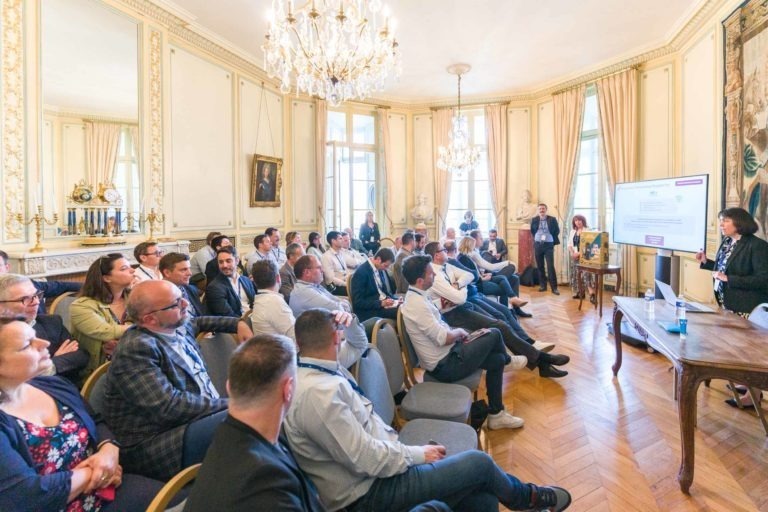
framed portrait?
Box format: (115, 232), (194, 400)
(723, 0), (768, 240)
(250, 154), (283, 207)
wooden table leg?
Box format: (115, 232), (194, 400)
(677, 366), (700, 494)
(615, 269), (622, 297)
(611, 304), (623, 375)
(597, 274), (603, 317)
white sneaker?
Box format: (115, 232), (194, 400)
(505, 355), (528, 371)
(487, 411), (525, 430)
(532, 341), (555, 353)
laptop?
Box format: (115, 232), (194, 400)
(654, 280), (716, 313)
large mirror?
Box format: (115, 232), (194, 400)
(41, 0), (141, 239)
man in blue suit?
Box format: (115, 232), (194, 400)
(205, 247), (256, 317)
(350, 248), (399, 321)
(160, 252), (207, 317)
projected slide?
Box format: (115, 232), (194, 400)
(613, 175), (708, 253)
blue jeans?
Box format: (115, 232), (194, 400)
(468, 296), (533, 343)
(349, 450), (533, 512)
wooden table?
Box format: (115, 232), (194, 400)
(576, 264), (622, 317)
(611, 297), (768, 493)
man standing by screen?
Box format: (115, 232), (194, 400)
(530, 204), (560, 295)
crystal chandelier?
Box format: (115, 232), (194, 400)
(262, 0), (402, 106)
(437, 64), (480, 178)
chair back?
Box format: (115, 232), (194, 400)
(145, 463), (201, 512)
(346, 272), (355, 311)
(81, 361), (111, 416)
(371, 319), (406, 396)
(379, 237), (395, 248)
(749, 303), (768, 329)
(48, 291), (78, 332)
(396, 308), (420, 387)
(196, 333), (238, 398)
(355, 347), (396, 425)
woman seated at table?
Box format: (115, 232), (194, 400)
(695, 207), (768, 408)
(567, 214), (596, 303)
(0, 317), (166, 511)
(70, 254), (135, 376)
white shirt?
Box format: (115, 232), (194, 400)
(190, 246), (215, 275)
(228, 276), (251, 314)
(134, 264), (162, 283)
(427, 262), (473, 312)
(321, 248), (348, 287)
(341, 247), (366, 269)
(401, 287), (453, 371)
(271, 246), (288, 267)
(250, 290), (296, 340)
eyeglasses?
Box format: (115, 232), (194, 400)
(0, 291), (45, 306)
(147, 296), (185, 315)
(144, 250), (165, 257)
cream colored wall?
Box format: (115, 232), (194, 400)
(1, 0), (743, 299)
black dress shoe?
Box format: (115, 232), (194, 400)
(539, 364), (568, 378)
(572, 293), (581, 299)
(515, 308), (533, 318)
(543, 353), (570, 366)
(538, 286), (547, 292)
(725, 398), (757, 410)
(552, 289), (561, 296)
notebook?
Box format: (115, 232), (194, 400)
(654, 280), (716, 313)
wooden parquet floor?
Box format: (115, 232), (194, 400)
(485, 288), (768, 511)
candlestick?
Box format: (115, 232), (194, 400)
(16, 205), (59, 253)
(136, 208), (166, 242)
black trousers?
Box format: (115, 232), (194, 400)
(442, 303), (540, 370)
(534, 242), (557, 290)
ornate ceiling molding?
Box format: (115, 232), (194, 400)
(2, 0), (25, 242)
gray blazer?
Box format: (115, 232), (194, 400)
(392, 248), (413, 294)
(103, 316), (238, 480)
(279, 262), (297, 303)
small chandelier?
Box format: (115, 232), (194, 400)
(437, 64), (480, 178)
(262, 0), (402, 107)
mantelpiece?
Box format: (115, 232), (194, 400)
(6, 240), (190, 278)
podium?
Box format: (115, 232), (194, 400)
(517, 229), (534, 271)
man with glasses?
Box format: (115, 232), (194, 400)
(133, 241), (164, 282)
(0, 250), (81, 314)
(103, 280), (253, 480)
(0, 274), (89, 383)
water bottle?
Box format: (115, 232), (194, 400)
(675, 294), (686, 321)
(644, 288), (655, 314)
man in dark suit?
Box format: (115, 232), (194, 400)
(0, 274), (88, 382)
(481, 229), (508, 263)
(205, 247), (256, 317)
(204, 235), (244, 282)
(160, 252), (206, 317)
(103, 280), (253, 481)
(530, 203), (561, 295)
(185, 334), (326, 512)
(350, 247), (398, 321)
(279, 242), (304, 303)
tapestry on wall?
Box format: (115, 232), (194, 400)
(724, 0), (768, 240)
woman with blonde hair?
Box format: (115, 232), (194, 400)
(70, 254), (135, 375)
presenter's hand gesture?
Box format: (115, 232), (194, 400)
(695, 250), (707, 264)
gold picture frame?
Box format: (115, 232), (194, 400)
(250, 154), (283, 207)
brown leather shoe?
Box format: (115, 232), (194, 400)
(510, 297), (529, 308)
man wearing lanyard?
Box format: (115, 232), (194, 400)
(102, 280), (253, 480)
(266, 227), (287, 267)
(530, 204), (561, 295)
(285, 308), (572, 512)
(204, 247), (256, 317)
(349, 248), (399, 321)
(320, 231), (350, 296)
(160, 252), (206, 317)
(133, 241), (164, 283)
(245, 234), (276, 276)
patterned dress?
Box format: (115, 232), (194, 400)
(17, 402), (104, 512)
(713, 237), (750, 318)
